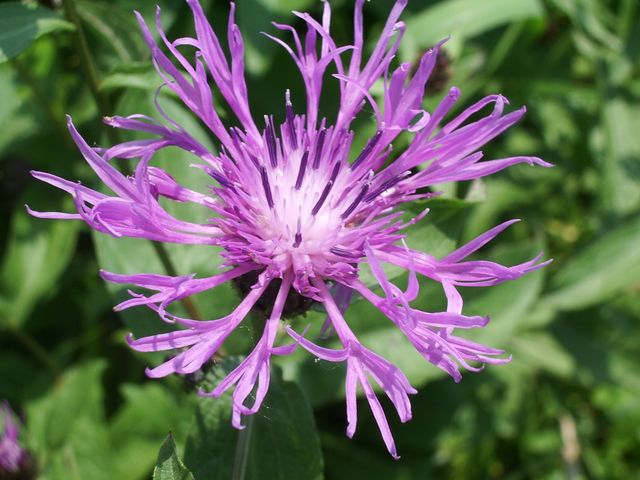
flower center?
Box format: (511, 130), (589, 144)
(255, 154), (345, 257)
(232, 270), (316, 319)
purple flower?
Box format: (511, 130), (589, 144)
(0, 402), (30, 474)
(29, 0), (551, 457)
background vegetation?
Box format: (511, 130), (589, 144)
(0, 0), (638, 478)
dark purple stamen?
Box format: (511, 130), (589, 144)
(229, 127), (242, 154)
(329, 162), (341, 182)
(312, 129), (326, 169)
(295, 151), (309, 190)
(249, 153), (261, 170)
(260, 167), (274, 208)
(341, 183), (369, 219)
(233, 206), (249, 223)
(351, 130), (382, 169)
(365, 174), (406, 202)
(285, 92), (298, 150)
(205, 167), (234, 189)
(265, 116), (278, 167)
(293, 231), (302, 248)
(330, 128), (348, 158)
(311, 179), (334, 216)
(330, 247), (362, 258)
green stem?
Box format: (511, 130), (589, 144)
(618, 0), (637, 40)
(228, 308), (266, 478)
(61, 0), (118, 144)
(231, 413), (254, 480)
(7, 326), (62, 380)
(150, 241), (202, 321)
(61, 0), (203, 321)
(484, 22), (524, 77)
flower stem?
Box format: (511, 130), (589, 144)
(61, 0), (203, 321)
(62, 0), (116, 142)
(149, 241), (202, 321)
(231, 413), (254, 480)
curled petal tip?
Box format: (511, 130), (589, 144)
(346, 425), (356, 439)
(124, 333), (135, 345)
(98, 269), (111, 281)
(197, 387), (214, 397)
(534, 158), (554, 168)
(233, 421), (246, 431)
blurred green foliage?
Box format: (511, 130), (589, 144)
(0, 0), (639, 478)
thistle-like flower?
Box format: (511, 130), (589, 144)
(30, 0), (551, 457)
(0, 402), (31, 476)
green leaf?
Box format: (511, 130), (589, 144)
(402, 0), (544, 59)
(110, 384), (194, 480)
(26, 361), (114, 480)
(76, 0), (185, 63)
(511, 331), (575, 378)
(600, 97), (640, 214)
(235, 0), (316, 74)
(183, 364), (323, 480)
(0, 205), (79, 327)
(544, 215), (640, 311)
(100, 63), (162, 92)
(253, 0), (316, 15)
(0, 2), (73, 63)
(153, 434), (195, 480)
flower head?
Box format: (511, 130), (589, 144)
(30, 0), (551, 457)
(0, 402), (30, 475)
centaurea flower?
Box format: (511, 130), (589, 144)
(0, 402), (30, 475)
(30, 0), (551, 457)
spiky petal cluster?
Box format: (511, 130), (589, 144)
(29, 0), (551, 457)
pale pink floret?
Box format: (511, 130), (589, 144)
(29, 0), (551, 457)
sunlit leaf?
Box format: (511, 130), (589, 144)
(544, 215), (640, 310)
(27, 361), (113, 480)
(402, 0), (544, 59)
(600, 97), (640, 214)
(111, 384), (194, 480)
(0, 2), (73, 63)
(0, 205), (79, 327)
(183, 362), (323, 480)
(153, 434), (195, 480)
